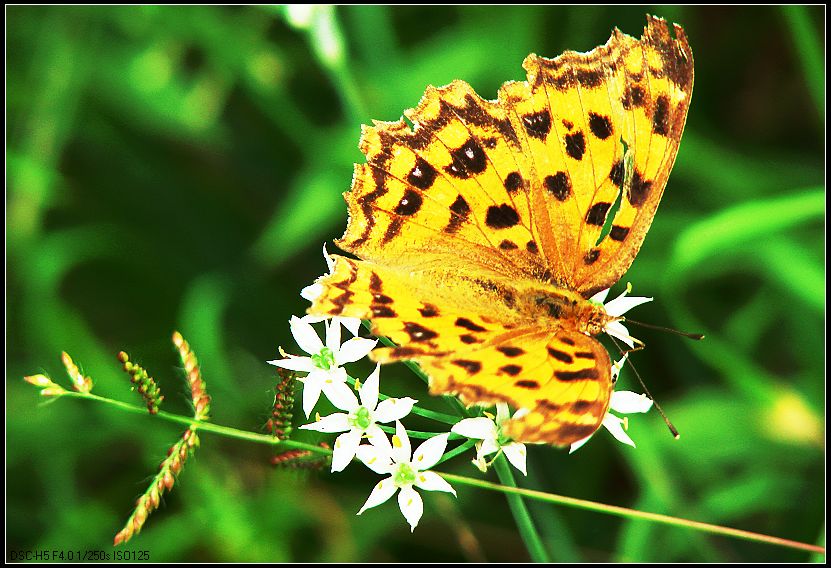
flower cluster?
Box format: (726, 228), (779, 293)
(269, 246), (657, 531)
(269, 312), (451, 531)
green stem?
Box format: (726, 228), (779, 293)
(493, 455), (551, 562)
(368, 321), (549, 560)
(436, 439), (477, 466)
(57, 391), (329, 455)
(438, 471), (826, 555)
(781, 6), (824, 122)
(49, 389), (825, 555)
(310, 6), (368, 123)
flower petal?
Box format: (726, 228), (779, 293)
(397, 486), (424, 532)
(502, 443), (528, 476)
(478, 437), (500, 459)
(365, 424), (393, 454)
(414, 470), (456, 496)
(451, 417), (497, 441)
(412, 433), (449, 471)
(357, 477), (397, 515)
(301, 377), (323, 418)
(299, 412), (350, 433)
(322, 242), (335, 272)
(610, 391), (653, 414)
(289, 315), (324, 355)
(603, 414), (636, 447)
(374, 397), (417, 423)
(605, 320), (636, 349)
(331, 429), (363, 472)
(589, 288), (610, 304)
(300, 283), (323, 302)
(359, 363), (381, 410)
(611, 354), (628, 382)
(604, 292), (653, 317)
(266, 355), (316, 373)
(321, 376), (358, 411)
(336, 337), (378, 365)
(568, 434), (593, 454)
(337, 317), (362, 337)
(325, 318), (342, 353)
(356, 444), (395, 475)
(391, 421), (411, 464)
(495, 403), (512, 424)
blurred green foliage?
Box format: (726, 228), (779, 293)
(7, 5), (824, 562)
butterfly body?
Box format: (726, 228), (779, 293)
(308, 16), (693, 445)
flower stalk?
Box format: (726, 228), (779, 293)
(118, 351), (164, 414)
(172, 331), (211, 420)
(61, 351), (93, 393)
(113, 427), (200, 545)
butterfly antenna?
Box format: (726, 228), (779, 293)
(609, 336), (680, 440)
(624, 318), (705, 340)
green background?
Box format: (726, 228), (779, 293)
(7, 5), (824, 562)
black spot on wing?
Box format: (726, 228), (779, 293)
(584, 248), (600, 265)
(565, 131), (586, 160)
(455, 317), (486, 332)
(394, 189), (423, 216)
(500, 364), (522, 376)
(406, 156), (438, 190)
(522, 110), (551, 140)
(628, 170), (652, 207)
(497, 346), (524, 357)
(585, 202), (611, 226)
(652, 95), (670, 136)
(372, 305), (397, 318)
(381, 217), (403, 244)
(545, 172), (571, 201)
(588, 112), (613, 139)
(419, 304), (440, 318)
(504, 172), (524, 194)
(445, 194), (471, 234)
(609, 225), (629, 242)
(547, 347), (574, 363)
(485, 204), (520, 229)
(445, 138), (487, 179)
(555, 368), (599, 381)
(403, 322), (438, 342)
(609, 160), (624, 188)
(622, 85), (646, 109)
(453, 359), (482, 375)
(575, 68), (603, 88)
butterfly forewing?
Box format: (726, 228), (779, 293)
(307, 16), (693, 446)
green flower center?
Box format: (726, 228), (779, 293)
(393, 462), (417, 487)
(349, 406), (373, 430)
(311, 347), (335, 370)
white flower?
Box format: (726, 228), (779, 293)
(301, 243), (362, 336)
(300, 364), (417, 472)
(569, 355), (654, 453)
(590, 282), (652, 348)
(451, 403), (527, 475)
(268, 315), (377, 417)
(356, 421), (456, 532)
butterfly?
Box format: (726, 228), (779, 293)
(305, 15), (693, 446)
